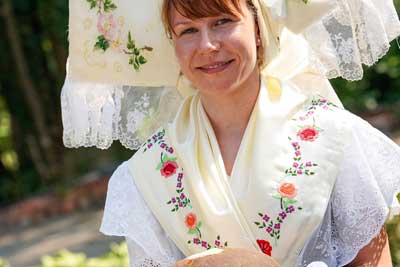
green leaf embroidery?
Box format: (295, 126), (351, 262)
(125, 31), (153, 71)
(272, 194), (282, 200)
(285, 198), (298, 204)
(188, 229), (197, 235)
(156, 162), (163, 171)
(103, 0), (117, 12)
(138, 55), (147, 64)
(94, 35), (110, 51)
(86, 0), (97, 9)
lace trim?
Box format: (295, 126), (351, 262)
(304, 0), (400, 81)
(135, 258), (161, 267)
(61, 79), (182, 150)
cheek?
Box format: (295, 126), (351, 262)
(224, 27), (257, 58)
(227, 36), (257, 66)
(174, 41), (196, 71)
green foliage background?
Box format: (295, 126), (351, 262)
(37, 242), (129, 267)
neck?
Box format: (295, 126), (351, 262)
(200, 71), (261, 138)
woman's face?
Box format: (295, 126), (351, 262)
(170, 0), (260, 96)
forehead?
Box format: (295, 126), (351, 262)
(167, 0), (245, 24)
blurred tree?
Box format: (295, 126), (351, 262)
(0, 0), (69, 203)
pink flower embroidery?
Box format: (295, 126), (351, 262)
(97, 14), (117, 40)
(160, 161), (178, 178)
(297, 126), (319, 142)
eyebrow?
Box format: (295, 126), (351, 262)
(172, 21), (192, 28)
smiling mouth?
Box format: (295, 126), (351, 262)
(197, 59), (235, 74)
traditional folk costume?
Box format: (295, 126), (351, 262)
(62, 0), (400, 266)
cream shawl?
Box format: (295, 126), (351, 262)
(128, 78), (350, 266)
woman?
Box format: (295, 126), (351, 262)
(62, 0), (400, 266)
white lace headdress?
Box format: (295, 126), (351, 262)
(61, 0), (400, 150)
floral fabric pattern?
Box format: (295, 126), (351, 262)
(85, 0), (153, 71)
(257, 239), (273, 256)
(254, 96), (335, 255)
(143, 129), (228, 249)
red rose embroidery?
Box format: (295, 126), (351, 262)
(257, 239), (272, 256)
(185, 212), (197, 229)
(160, 160), (178, 178)
(297, 126), (319, 142)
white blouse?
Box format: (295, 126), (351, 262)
(100, 110), (400, 267)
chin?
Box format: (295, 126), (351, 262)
(193, 72), (241, 95)
(197, 79), (238, 95)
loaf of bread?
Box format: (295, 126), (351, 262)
(171, 248), (280, 267)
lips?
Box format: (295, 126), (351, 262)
(196, 59), (235, 74)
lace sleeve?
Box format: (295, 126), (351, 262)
(100, 161), (185, 267)
(296, 110), (400, 267)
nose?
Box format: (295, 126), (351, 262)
(198, 29), (220, 54)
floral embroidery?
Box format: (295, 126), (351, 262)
(285, 138), (318, 176)
(144, 130), (191, 211)
(277, 182), (297, 199)
(144, 129), (228, 248)
(297, 126), (319, 141)
(143, 129), (173, 154)
(85, 0), (153, 71)
(186, 212), (228, 249)
(297, 96), (336, 121)
(156, 153), (178, 178)
(97, 13), (117, 41)
(166, 170), (192, 212)
(185, 212), (198, 230)
(257, 240), (273, 256)
(254, 97), (334, 252)
(254, 182), (302, 246)
(126, 94), (151, 133)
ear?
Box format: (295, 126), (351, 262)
(254, 20), (261, 47)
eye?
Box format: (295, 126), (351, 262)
(180, 27), (197, 36)
(215, 18), (232, 26)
